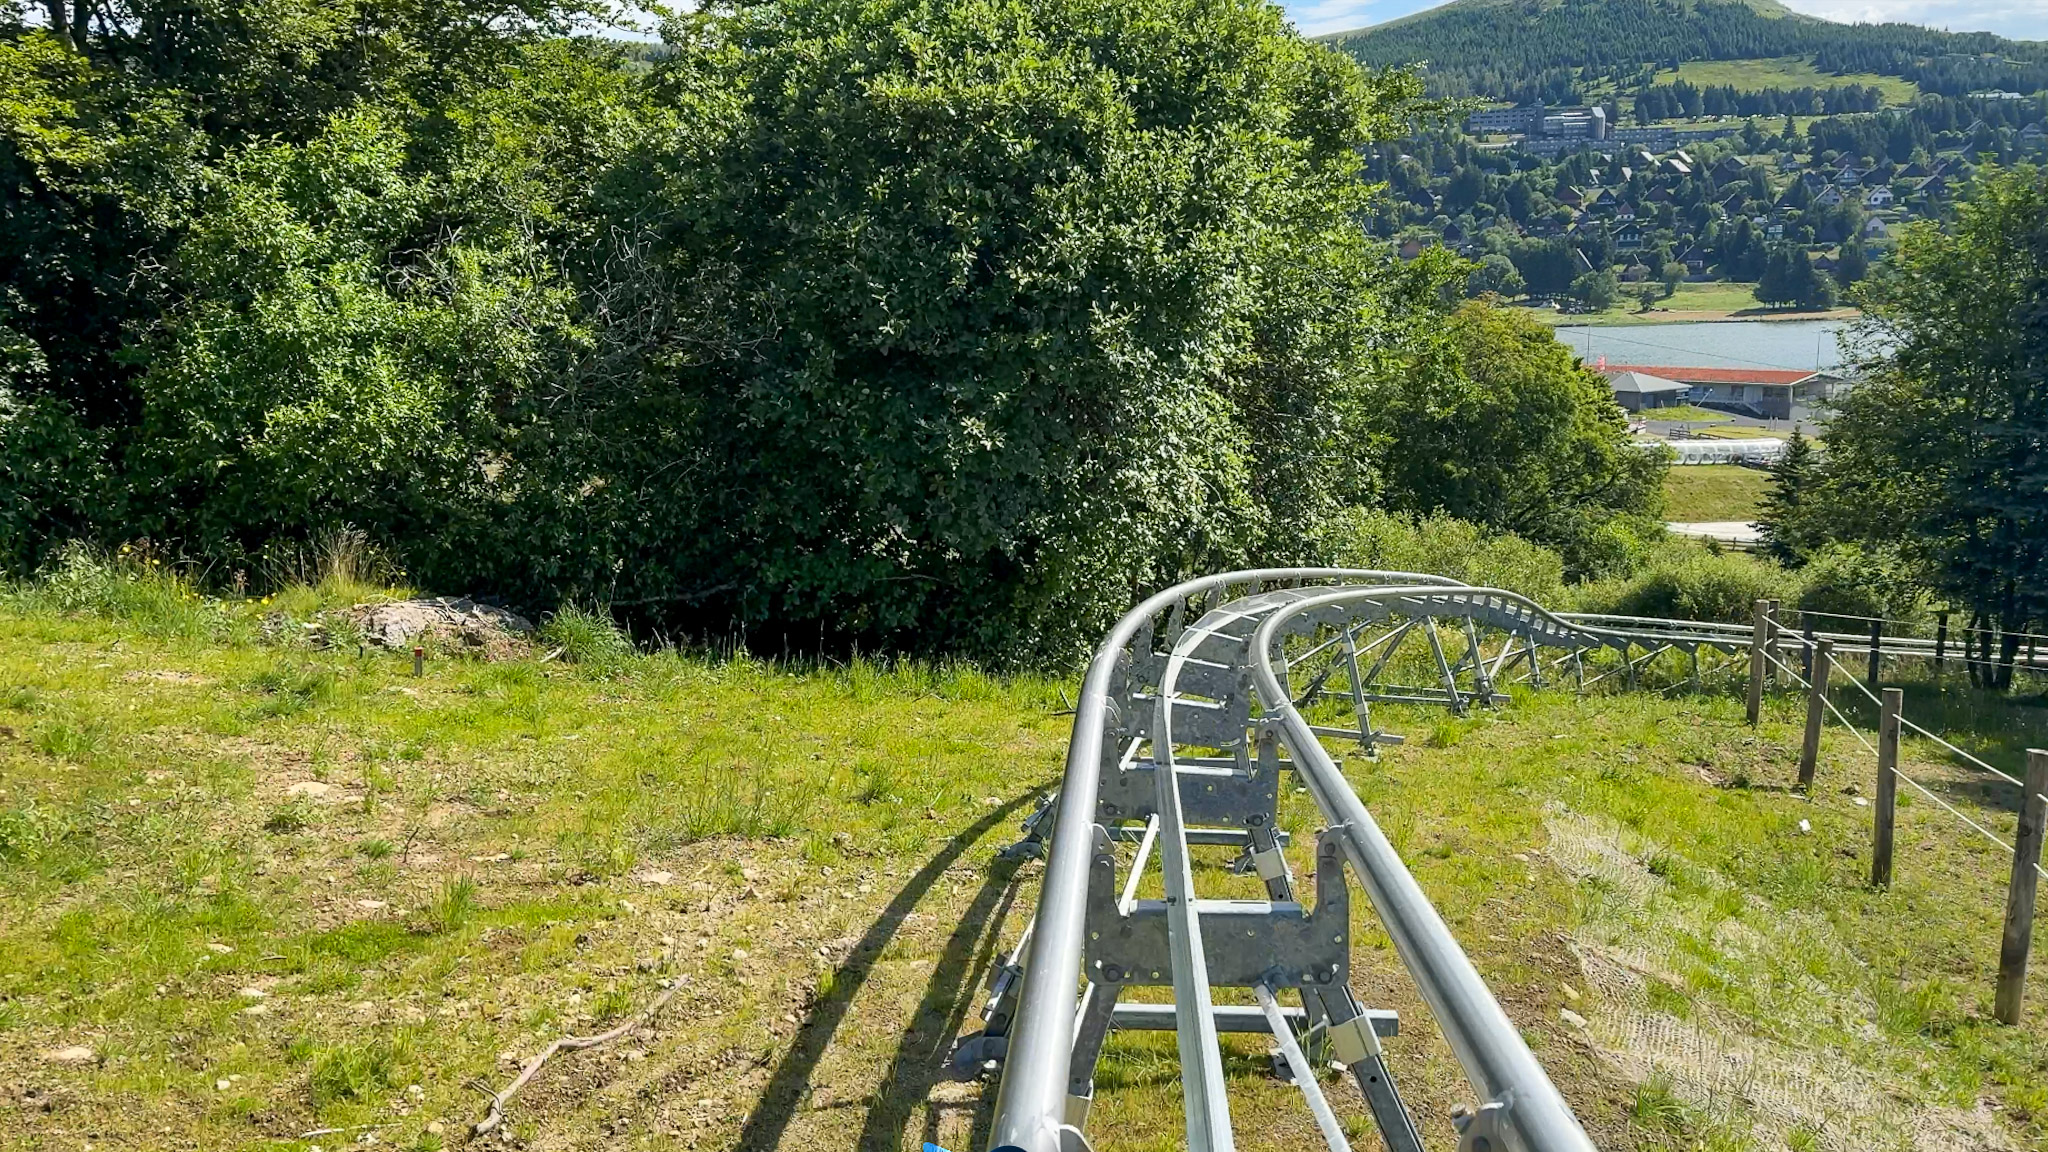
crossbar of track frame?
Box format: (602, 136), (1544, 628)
(1576, 643), (1674, 690)
(1357, 620), (1416, 693)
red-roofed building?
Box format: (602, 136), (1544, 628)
(1602, 364), (1840, 419)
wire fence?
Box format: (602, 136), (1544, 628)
(1765, 632), (2048, 889)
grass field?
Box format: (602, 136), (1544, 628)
(3, 562), (2045, 1152)
(1544, 281), (1859, 328)
(1638, 404), (1732, 424)
(1662, 464), (1771, 521)
(1653, 57), (1919, 106)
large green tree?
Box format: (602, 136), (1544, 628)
(543, 0), (1432, 660)
(1371, 300), (1666, 578)
(1820, 166), (2048, 688)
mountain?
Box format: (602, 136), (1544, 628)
(1320, 0), (2048, 103)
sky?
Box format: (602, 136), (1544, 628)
(1283, 0), (2048, 42)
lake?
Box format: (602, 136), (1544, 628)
(1552, 319), (1854, 373)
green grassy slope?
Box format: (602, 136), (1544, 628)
(1662, 464), (1771, 521)
(1, 584), (2043, 1151)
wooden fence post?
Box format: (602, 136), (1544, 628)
(1935, 612), (1948, 677)
(1747, 599), (1769, 726)
(1765, 599), (1782, 685)
(1867, 619), (1882, 689)
(1995, 749), (2048, 1024)
(1799, 639), (1833, 791)
(1872, 687), (1901, 888)
(1801, 616), (1816, 683)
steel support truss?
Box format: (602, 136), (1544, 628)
(964, 571), (1756, 1152)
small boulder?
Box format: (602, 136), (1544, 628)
(43, 1046), (97, 1065)
(351, 598), (533, 652)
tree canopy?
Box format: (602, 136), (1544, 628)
(0, 0), (1667, 663)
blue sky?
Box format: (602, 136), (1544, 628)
(1283, 0), (2048, 41)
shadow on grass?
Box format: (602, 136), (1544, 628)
(734, 791), (1035, 1152)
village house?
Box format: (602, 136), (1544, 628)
(1605, 369), (1689, 412)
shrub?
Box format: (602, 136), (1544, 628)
(7, 543), (230, 639)
(1578, 544), (1799, 623)
(1323, 509), (1567, 605)
(1369, 301), (1666, 581)
(1795, 543), (1928, 623)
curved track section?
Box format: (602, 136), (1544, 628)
(978, 572), (1747, 1152)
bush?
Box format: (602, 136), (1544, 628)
(1795, 543), (1928, 623)
(1323, 510), (1567, 605)
(1577, 544), (1799, 623)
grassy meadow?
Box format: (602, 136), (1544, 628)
(1653, 57), (1920, 106)
(1546, 282), (1859, 327)
(2, 560), (2045, 1152)
(1662, 464), (1772, 522)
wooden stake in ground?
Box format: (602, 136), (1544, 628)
(1798, 640), (1832, 791)
(1747, 599), (1768, 726)
(1994, 749), (2048, 1025)
(472, 978), (689, 1136)
(1871, 688), (1901, 889)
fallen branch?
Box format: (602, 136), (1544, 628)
(471, 979), (688, 1137)
(300, 1122), (388, 1139)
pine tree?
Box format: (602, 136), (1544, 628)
(1756, 430), (1819, 563)
(1836, 237), (1869, 284)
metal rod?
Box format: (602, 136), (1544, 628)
(1255, 983), (1352, 1152)
(1154, 698), (1233, 1150)
(1121, 815), (1160, 914)
(1424, 618), (1465, 716)
(1341, 627), (1377, 755)
(1247, 587), (1600, 1152)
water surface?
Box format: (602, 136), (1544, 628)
(1554, 320), (1854, 374)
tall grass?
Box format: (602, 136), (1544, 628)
(6, 543), (231, 639)
(538, 602), (635, 668)
(260, 526), (411, 614)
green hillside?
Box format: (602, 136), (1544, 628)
(1322, 0), (2048, 103)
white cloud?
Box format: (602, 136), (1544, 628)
(1774, 0), (2047, 39)
(1281, 0), (2048, 40)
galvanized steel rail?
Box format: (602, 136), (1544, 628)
(974, 571), (1736, 1152)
